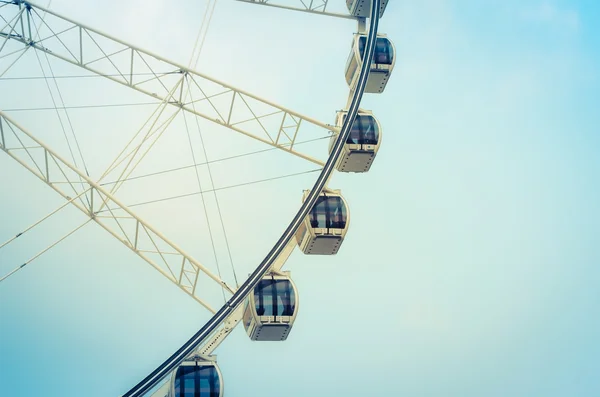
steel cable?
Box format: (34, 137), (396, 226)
(122, 0), (381, 394)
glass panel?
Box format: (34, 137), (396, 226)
(254, 279), (296, 317)
(278, 280), (295, 316)
(374, 37), (393, 64)
(347, 114), (379, 145)
(309, 196), (347, 229)
(174, 365), (221, 397)
(358, 36), (394, 65)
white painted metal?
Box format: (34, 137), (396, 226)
(0, 0), (386, 392)
(236, 0), (357, 20)
(329, 109), (382, 172)
(0, 188), (91, 250)
(346, 0), (388, 18)
(148, 381), (170, 397)
(147, 241), (298, 393)
(0, 219), (92, 283)
(345, 33), (396, 93)
(124, 0), (383, 389)
(296, 189), (350, 255)
(0, 1), (335, 166)
(0, 111), (234, 313)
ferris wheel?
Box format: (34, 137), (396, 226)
(0, 0), (395, 395)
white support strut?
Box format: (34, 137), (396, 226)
(124, 0), (383, 391)
(236, 0), (358, 20)
(0, 1), (335, 166)
(2, 0), (384, 393)
(147, 238), (298, 397)
(0, 111), (235, 313)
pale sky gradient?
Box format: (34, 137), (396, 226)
(1, 0), (600, 396)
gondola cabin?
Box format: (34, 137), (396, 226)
(329, 109), (382, 173)
(296, 190), (350, 255)
(171, 358), (223, 397)
(243, 272), (298, 341)
(345, 34), (395, 93)
(346, 0), (388, 18)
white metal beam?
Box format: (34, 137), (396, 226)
(0, 111), (236, 313)
(0, 1), (334, 166)
(236, 0), (357, 19)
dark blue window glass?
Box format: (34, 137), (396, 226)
(174, 365), (220, 397)
(309, 196), (347, 229)
(358, 36), (394, 65)
(346, 114), (379, 145)
(254, 279), (296, 317)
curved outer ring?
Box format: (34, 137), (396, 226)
(123, 0), (381, 395)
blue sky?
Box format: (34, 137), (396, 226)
(1, 0), (600, 396)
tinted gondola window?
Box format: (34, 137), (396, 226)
(309, 196), (347, 229)
(347, 115), (379, 145)
(174, 365), (220, 397)
(358, 37), (394, 65)
(254, 279), (296, 317)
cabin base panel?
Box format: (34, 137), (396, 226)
(251, 324), (291, 341)
(302, 235), (343, 255)
(337, 151), (375, 173)
(365, 71), (390, 93)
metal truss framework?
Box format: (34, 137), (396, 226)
(0, 111), (236, 313)
(126, 0), (382, 391)
(0, 0), (381, 394)
(236, 0), (357, 19)
(0, 0), (341, 347)
(0, 0), (335, 166)
(147, 238), (296, 397)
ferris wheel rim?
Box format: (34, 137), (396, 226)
(121, 0), (383, 394)
(0, 0), (383, 393)
(0, 0), (352, 321)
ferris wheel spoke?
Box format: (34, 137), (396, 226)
(124, 0), (383, 389)
(0, 219), (92, 284)
(0, 45), (23, 60)
(99, 84), (185, 202)
(0, 1), (334, 166)
(235, 0), (356, 19)
(0, 8), (23, 55)
(0, 111), (235, 314)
